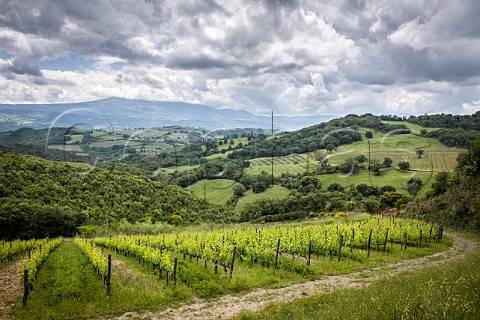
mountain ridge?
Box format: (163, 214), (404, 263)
(0, 97), (334, 132)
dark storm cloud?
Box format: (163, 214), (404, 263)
(166, 54), (228, 70)
(0, 0), (65, 36)
(1, 58), (43, 77)
(336, 0), (480, 86)
(264, 0), (300, 9)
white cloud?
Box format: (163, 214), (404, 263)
(0, 0), (479, 118)
(462, 100), (480, 114)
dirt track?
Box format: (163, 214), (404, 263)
(0, 260), (23, 320)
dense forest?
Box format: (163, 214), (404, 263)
(0, 150), (233, 240)
(407, 112), (480, 130)
(407, 112), (480, 148)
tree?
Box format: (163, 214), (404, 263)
(456, 138), (480, 177)
(429, 171), (451, 196)
(326, 143), (335, 153)
(232, 184), (247, 197)
(355, 155), (367, 165)
(380, 192), (410, 208)
(370, 160), (383, 176)
(339, 158), (360, 174)
(398, 161), (410, 171)
(327, 182), (345, 192)
(383, 157), (393, 167)
(363, 198), (380, 213)
(365, 131), (373, 139)
(416, 149), (425, 158)
(406, 178), (423, 196)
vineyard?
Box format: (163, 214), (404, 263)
(1, 217), (463, 320)
(247, 154), (316, 176)
(325, 151), (461, 171)
(247, 151), (461, 177)
(92, 217), (441, 279)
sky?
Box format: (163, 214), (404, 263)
(1, 0), (480, 117)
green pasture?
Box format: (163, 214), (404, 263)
(317, 169), (436, 197)
(235, 185), (291, 211)
(381, 120), (441, 133)
(216, 137), (249, 151)
(188, 179), (238, 205)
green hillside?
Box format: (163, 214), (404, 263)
(235, 185), (291, 211)
(246, 127), (465, 178)
(0, 150), (232, 240)
(188, 179), (238, 206)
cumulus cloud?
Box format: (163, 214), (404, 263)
(0, 0), (479, 117)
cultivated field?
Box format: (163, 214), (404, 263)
(3, 217), (471, 320)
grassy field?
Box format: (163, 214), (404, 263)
(316, 169), (436, 197)
(216, 137), (249, 151)
(235, 185), (291, 211)
(381, 120), (441, 133)
(188, 179), (238, 205)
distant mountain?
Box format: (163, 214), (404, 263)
(0, 98), (333, 132)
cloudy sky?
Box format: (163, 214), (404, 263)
(1, 0), (479, 116)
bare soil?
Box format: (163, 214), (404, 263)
(110, 233), (477, 320)
(0, 260), (24, 320)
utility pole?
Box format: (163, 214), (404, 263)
(271, 110), (274, 187)
(368, 139), (371, 183)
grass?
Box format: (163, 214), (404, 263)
(317, 169), (437, 197)
(235, 185), (292, 211)
(216, 137), (249, 151)
(381, 120), (442, 133)
(188, 179), (238, 205)
(235, 233), (479, 320)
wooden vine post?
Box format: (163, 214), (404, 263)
(338, 235), (343, 262)
(229, 245), (237, 280)
(22, 269), (29, 306)
(383, 228), (389, 253)
(367, 229), (372, 257)
(106, 254), (112, 297)
(428, 225), (433, 243)
(307, 240), (312, 266)
(174, 258), (178, 287)
(274, 238), (280, 273)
